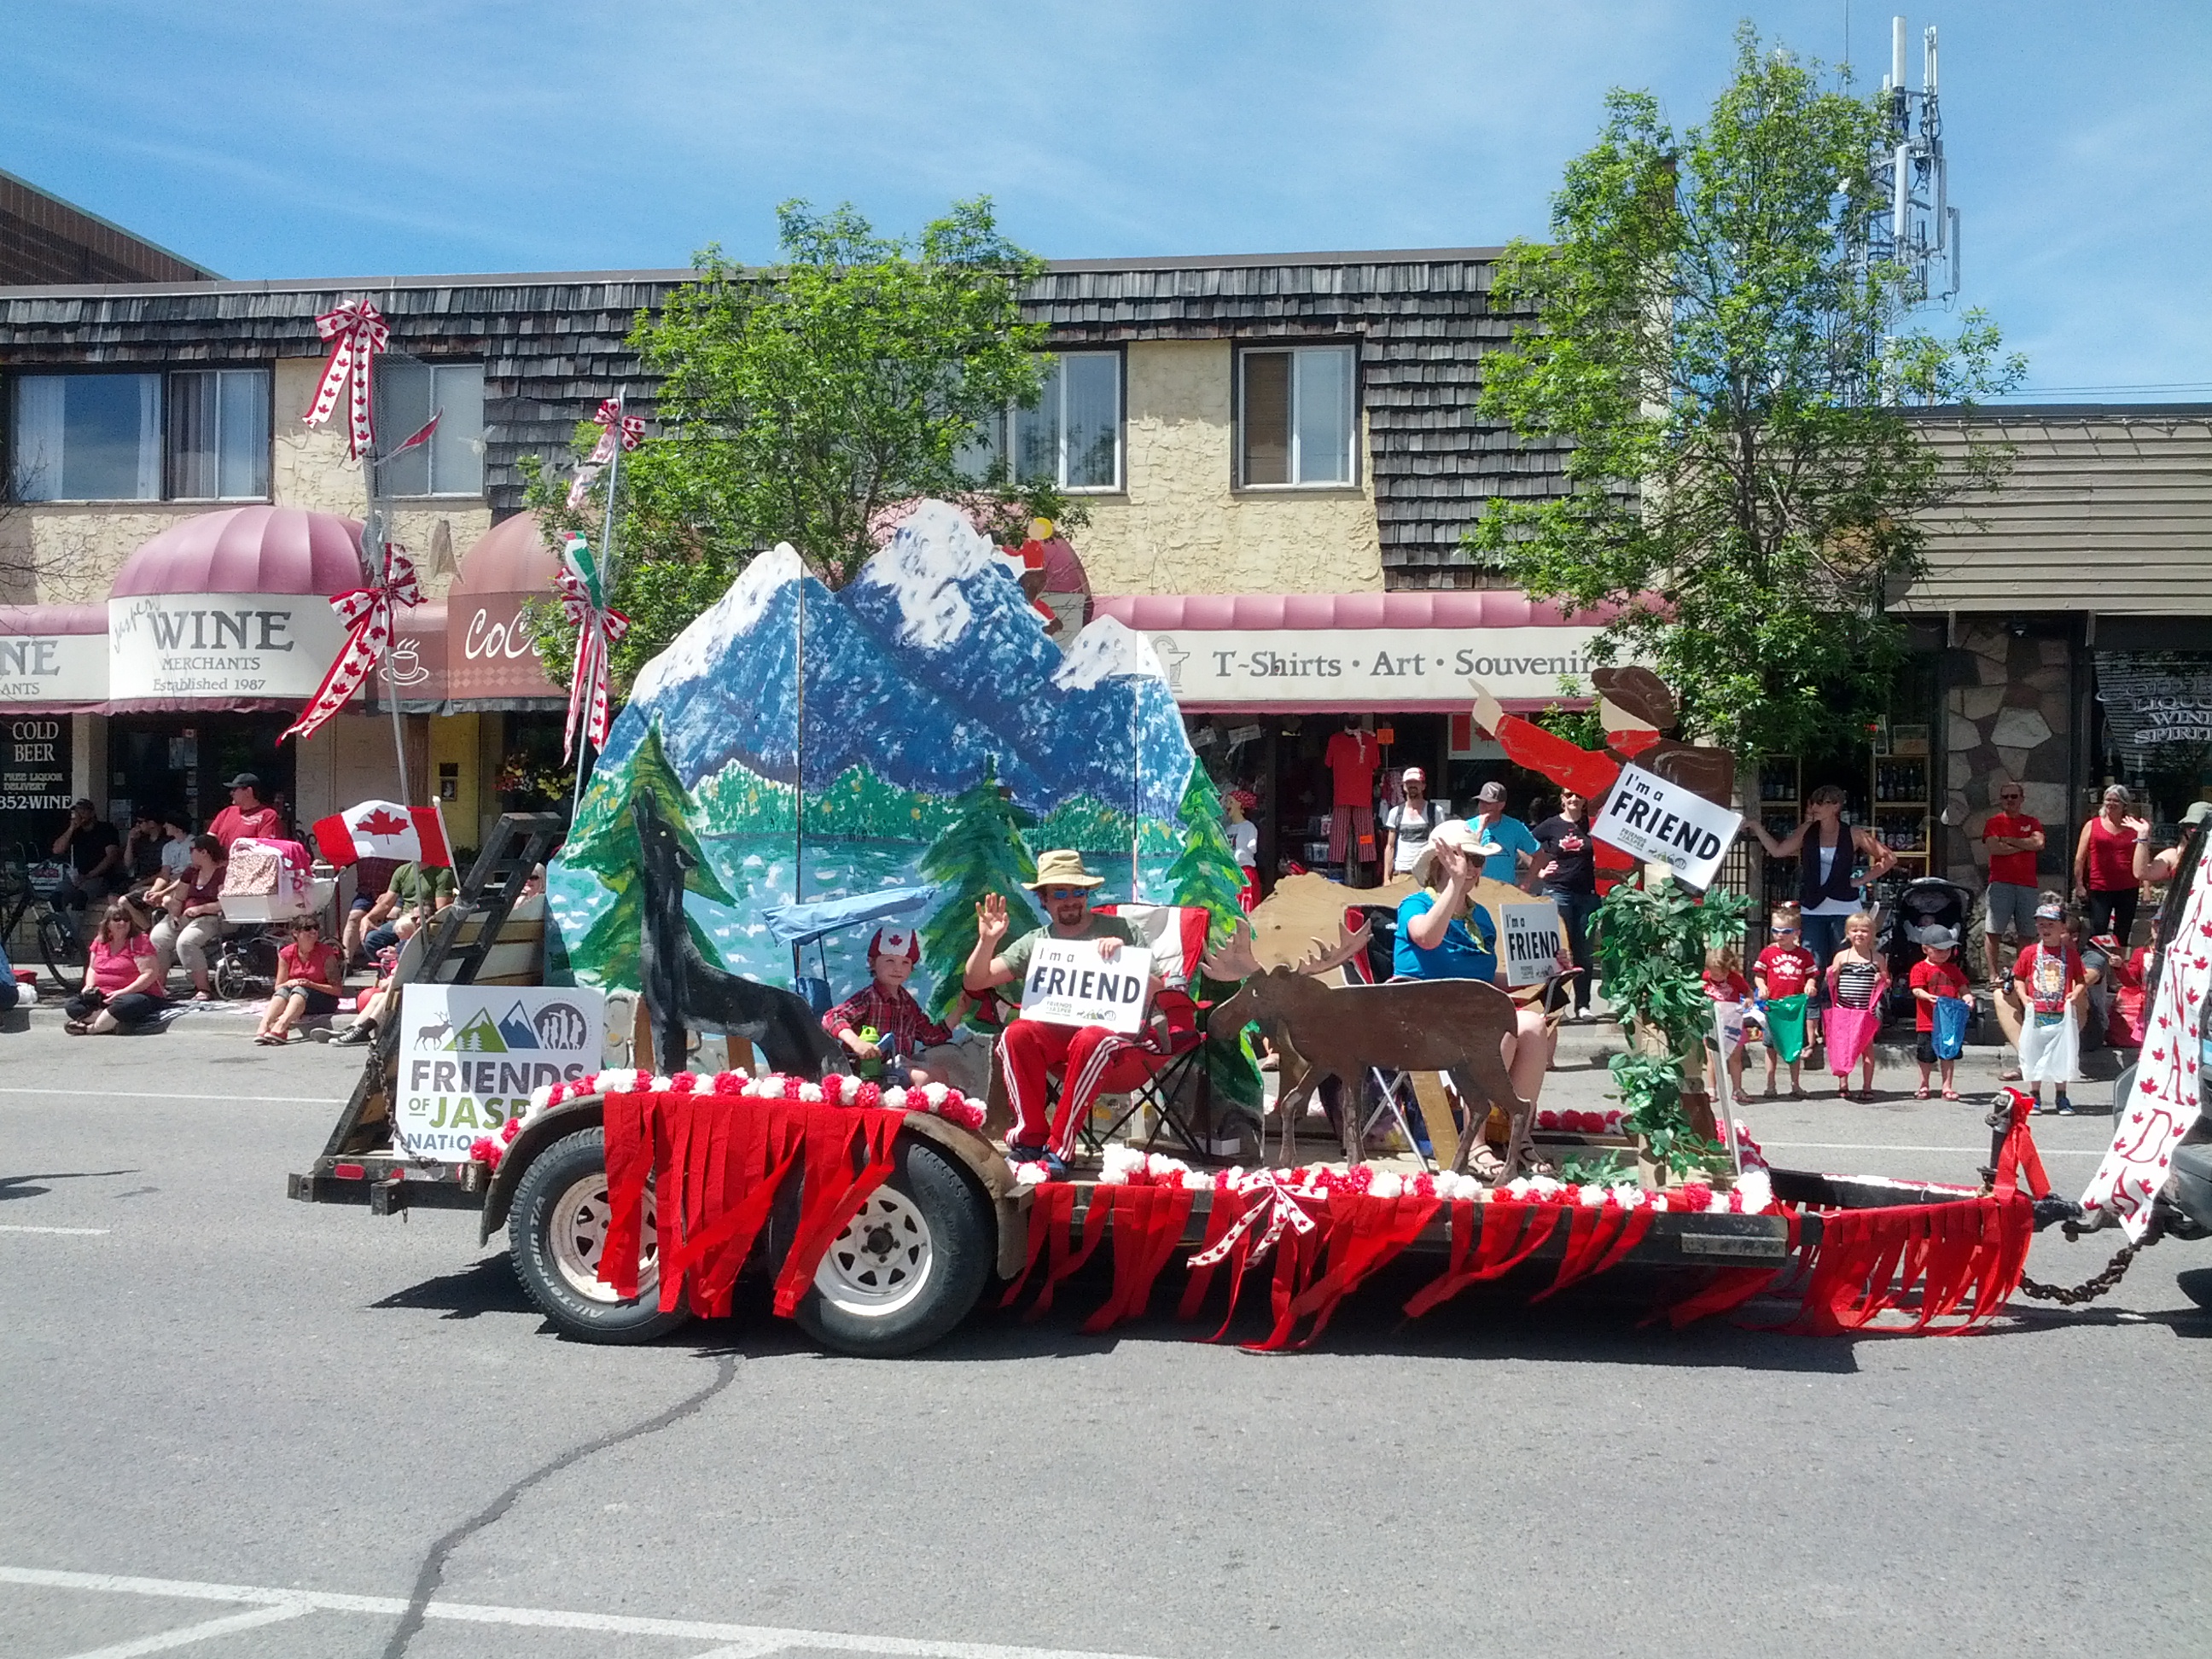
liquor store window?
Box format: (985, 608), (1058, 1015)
(9, 369), (273, 504)
(963, 351), (1122, 492)
(1237, 343), (1356, 487)
(372, 360), (486, 498)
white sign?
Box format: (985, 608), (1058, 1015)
(1018, 940), (1153, 1033)
(108, 591), (352, 704)
(1590, 765), (1743, 889)
(0, 632), (107, 707)
(1499, 899), (1565, 987)
(393, 984), (604, 1161)
(1141, 626), (1604, 707)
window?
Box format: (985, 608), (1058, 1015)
(167, 370), (271, 500)
(1009, 352), (1121, 492)
(373, 360), (485, 497)
(1239, 344), (1356, 486)
(11, 373), (162, 501)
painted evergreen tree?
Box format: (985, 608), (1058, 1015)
(565, 723), (736, 990)
(1167, 766), (1245, 949)
(918, 760), (1040, 1022)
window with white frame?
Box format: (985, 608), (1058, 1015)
(11, 373), (164, 501)
(167, 369), (271, 500)
(1238, 344), (1356, 487)
(1005, 352), (1122, 492)
(372, 360), (485, 497)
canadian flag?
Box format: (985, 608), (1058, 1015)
(311, 800), (453, 868)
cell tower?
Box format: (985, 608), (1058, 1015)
(1860, 15), (1959, 303)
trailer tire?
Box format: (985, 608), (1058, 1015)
(509, 1126), (690, 1344)
(793, 1134), (991, 1358)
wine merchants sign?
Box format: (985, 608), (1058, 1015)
(394, 985), (604, 1160)
(1018, 939), (1154, 1033)
(0, 632), (106, 707)
(1140, 626), (1604, 709)
(108, 592), (352, 705)
(1590, 765), (1743, 890)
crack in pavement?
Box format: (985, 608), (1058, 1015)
(381, 1353), (741, 1659)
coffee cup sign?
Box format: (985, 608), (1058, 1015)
(1019, 940), (1153, 1033)
(1499, 899), (1566, 987)
(1590, 765), (1743, 890)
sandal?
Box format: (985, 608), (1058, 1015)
(254, 1031), (285, 1046)
(1914, 1086), (1931, 1099)
(1854, 1089), (1877, 1103)
(63, 1018), (90, 1036)
(1942, 1088), (1960, 1101)
(1790, 1086), (1807, 1100)
(191, 989), (213, 1003)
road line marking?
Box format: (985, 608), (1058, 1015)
(0, 1089), (344, 1105)
(0, 1567), (1165, 1658)
(52, 1603), (311, 1658)
(0, 1225), (109, 1236)
(1763, 1140), (2104, 1156)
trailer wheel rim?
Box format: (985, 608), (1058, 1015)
(549, 1175), (659, 1305)
(815, 1188), (934, 1318)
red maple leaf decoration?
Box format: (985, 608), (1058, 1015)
(357, 807), (410, 837)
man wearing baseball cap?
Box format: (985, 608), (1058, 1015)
(822, 926), (955, 1087)
(963, 848), (1150, 1173)
(1470, 780), (1540, 887)
(207, 773), (282, 853)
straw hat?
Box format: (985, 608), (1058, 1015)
(1411, 818), (1501, 885)
(1024, 848), (1105, 890)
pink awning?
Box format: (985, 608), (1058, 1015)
(1090, 589), (1630, 631)
(109, 505), (365, 599)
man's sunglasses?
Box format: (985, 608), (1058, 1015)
(1040, 887), (1088, 901)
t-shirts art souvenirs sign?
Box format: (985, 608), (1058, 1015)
(394, 985), (604, 1159)
(1019, 940), (1154, 1033)
(1591, 765), (1743, 889)
(1499, 899), (1566, 987)
(1144, 626), (1602, 707)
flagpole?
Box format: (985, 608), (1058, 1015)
(571, 408), (628, 825)
(363, 453), (411, 805)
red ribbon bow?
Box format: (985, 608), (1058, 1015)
(588, 398), (645, 463)
(282, 546), (422, 743)
(1189, 1170), (1318, 1269)
(303, 300), (389, 460)
(555, 567), (632, 760)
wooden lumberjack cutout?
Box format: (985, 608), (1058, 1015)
(1202, 917), (1547, 1182)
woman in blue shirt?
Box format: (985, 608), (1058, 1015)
(1394, 818), (1563, 1147)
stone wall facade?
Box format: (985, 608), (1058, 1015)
(1944, 622), (2075, 888)
(1071, 341), (1384, 596)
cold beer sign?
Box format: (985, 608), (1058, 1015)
(1591, 765), (1743, 890)
(1019, 940), (1154, 1033)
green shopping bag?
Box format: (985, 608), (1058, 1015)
(1764, 993), (1809, 1063)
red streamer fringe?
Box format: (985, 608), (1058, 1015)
(598, 1091), (905, 1318)
(1790, 1194), (2032, 1335)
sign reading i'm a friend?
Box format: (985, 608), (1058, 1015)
(1018, 940), (1153, 1033)
(1590, 765), (1743, 890)
(1499, 899), (1566, 987)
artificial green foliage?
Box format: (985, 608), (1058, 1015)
(1167, 769), (1247, 950)
(917, 763), (1041, 1023)
(690, 760), (958, 841)
(563, 724), (732, 989)
(1594, 876), (1753, 1173)
(526, 196), (1085, 697)
(1467, 26), (2024, 760)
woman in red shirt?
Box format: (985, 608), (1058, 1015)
(64, 903), (167, 1035)
(255, 917), (346, 1045)
(2074, 783), (2143, 946)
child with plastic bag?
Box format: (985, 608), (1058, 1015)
(1754, 906), (1818, 1098)
(1908, 928), (1972, 1100)
(2005, 898), (2093, 1115)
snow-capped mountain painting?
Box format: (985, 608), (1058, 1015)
(550, 501), (1224, 1005)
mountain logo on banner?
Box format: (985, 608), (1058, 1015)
(449, 1010), (507, 1053)
(496, 1002), (546, 1050)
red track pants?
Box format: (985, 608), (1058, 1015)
(998, 1017), (1144, 1159)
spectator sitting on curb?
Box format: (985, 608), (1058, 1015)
(361, 860), (457, 958)
(64, 903), (167, 1035)
(0, 934), (19, 1017)
(149, 835), (230, 1002)
(254, 917), (345, 1046)
(51, 798), (124, 923)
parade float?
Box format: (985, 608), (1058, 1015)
(290, 493), (2212, 1357)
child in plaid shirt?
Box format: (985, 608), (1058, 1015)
(822, 927), (954, 1086)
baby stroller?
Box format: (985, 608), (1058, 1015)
(1878, 875), (1975, 1022)
(213, 838), (337, 1001)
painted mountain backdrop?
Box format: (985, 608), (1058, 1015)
(548, 502), (1249, 1117)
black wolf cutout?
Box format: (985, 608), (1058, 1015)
(632, 791), (840, 1080)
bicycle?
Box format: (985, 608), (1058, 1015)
(0, 857), (84, 992)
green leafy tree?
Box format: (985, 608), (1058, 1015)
(527, 195), (1087, 700)
(1468, 26), (2023, 762)
(918, 764), (1041, 1023)
(562, 724), (733, 990)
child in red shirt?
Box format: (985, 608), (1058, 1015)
(1754, 907), (1818, 1097)
(1908, 929), (1971, 1100)
(1702, 944), (1752, 1098)
(822, 927), (955, 1086)
(2009, 901), (2091, 1113)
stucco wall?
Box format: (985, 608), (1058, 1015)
(0, 358), (487, 605)
(1072, 340), (1383, 597)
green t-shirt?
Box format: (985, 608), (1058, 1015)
(999, 913), (1138, 982)
(389, 862), (457, 911)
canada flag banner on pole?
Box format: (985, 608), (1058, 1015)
(311, 800), (453, 868)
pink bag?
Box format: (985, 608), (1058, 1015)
(1824, 1004), (1881, 1076)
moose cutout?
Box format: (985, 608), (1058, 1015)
(1203, 918), (1546, 1182)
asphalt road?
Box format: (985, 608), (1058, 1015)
(2, 1003), (2207, 1659)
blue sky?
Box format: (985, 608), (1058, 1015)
(6, 0), (2207, 399)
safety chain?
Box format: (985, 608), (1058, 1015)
(2017, 1233), (2156, 1307)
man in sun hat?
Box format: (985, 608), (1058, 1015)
(963, 848), (1150, 1173)
(822, 925), (955, 1087)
